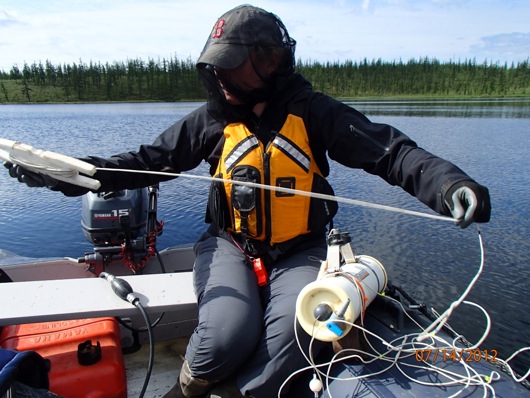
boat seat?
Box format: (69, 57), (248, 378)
(0, 272), (196, 327)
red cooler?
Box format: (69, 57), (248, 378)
(0, 317), (126, 398)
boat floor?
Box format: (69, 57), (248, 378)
(125, 337), (187, 397)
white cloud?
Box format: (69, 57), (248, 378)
(362, 0), (371, 11)
(471, 32), (530, 63)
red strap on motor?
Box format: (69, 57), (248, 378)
(122, 220), (164, 272)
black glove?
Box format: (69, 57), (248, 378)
(444, 181), (491, 229)
(3, 161), (58, 188)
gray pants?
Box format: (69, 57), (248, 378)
(185, 230), (327, 397)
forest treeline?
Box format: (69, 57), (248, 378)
(0, 56), (529, 103)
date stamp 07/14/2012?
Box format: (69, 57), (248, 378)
(415, 349), (498, 363)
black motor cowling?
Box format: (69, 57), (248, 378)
(81, 189), (148, 247)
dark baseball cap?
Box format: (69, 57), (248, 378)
(197, 5), (286, 69)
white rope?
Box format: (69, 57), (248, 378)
(95, 168), (456, 223)
(0, 136), (455, 223)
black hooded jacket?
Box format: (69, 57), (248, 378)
(58, 73), (473, 219)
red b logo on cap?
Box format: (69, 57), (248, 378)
(212, 19), (225, 38)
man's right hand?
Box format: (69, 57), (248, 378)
(3, 161), (58, 188)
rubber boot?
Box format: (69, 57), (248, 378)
(163, 360), (212, 398)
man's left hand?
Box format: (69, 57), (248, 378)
(444, 181), (491, 229)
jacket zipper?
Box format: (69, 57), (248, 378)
(263, 151), (272, 240)
(263, 130), (279, 242)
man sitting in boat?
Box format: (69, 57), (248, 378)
(4, 4), (491, 398)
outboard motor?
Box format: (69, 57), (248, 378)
(79, 186), (163, 275)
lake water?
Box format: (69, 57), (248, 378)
(0, 99), (529, 376)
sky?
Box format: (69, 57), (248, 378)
(1, 0), (529, 73)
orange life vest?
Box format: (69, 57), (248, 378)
(210, 113), (337, 245)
